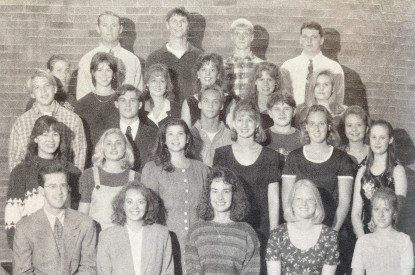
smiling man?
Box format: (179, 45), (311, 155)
(281, 21), (344, 105)
(76, 11), (143, 100)
(145, 7), (202, 104)
(8, 69), (86, 171)
(13, 163), (97, 275)
(224, 18), (263, 99)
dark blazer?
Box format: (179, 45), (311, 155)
(13, 208), (97, 275)
(142, 100), (181, 129)
(97, 224), (174, 275)
(101, 115), (158, 172)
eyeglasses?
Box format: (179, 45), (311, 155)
(44, 184), (69, 191)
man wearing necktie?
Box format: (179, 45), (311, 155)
(281, 21), (344, 105)
(76, 11), (143, 100)
(13, 163), (97, 275)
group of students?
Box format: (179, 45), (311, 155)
(4, 5), (414, 275)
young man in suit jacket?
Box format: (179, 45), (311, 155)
(13, 163), (97, 275)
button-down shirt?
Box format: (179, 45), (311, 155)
(76, 43), (143, 100)
(8, 101), (86, 171)
(191, 121), (232, 167)
(281, 51), (344, 105)
(224, 52), (263, 98)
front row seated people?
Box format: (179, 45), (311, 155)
(185, 166), (261, 274)
(78, 128), (140, 230)
(97, 181), (174, 275)
(13, 163), (97, 274)
(5, 116), (81, 249)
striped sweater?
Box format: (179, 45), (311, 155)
(185, 220), (260, 275)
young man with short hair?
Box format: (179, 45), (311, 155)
(76, 11), (143, 100)
(281, 21), (344, 105)
(264, 93), (302, 158)
(13, 163), (97, 274)
(191, 84), (232, 166)
(224, 18), (263, 99)
(102, 84), (158, 171)
(9, 69), (86, 171)
(145, 7), (202, 104)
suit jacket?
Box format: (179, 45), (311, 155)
(13, 208), (97, 275)
(97, 224), (174, 275)
(100, 115), (158, 172)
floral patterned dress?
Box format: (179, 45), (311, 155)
(266, 223), (340, 274)
(360, 168), (395, 233)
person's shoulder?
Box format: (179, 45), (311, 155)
(146, 46), (167, 60)
(12, 109), (33, 126)
(147, 223), (170, 235)
(57, 104), (82, 120)
(236, 222), (257, 236)
(143, 160), (160, 171)
(67, 208), (95, 225)
(215, 144), (232, 154)
(190, 159), (209, 169)
(288, 147), (303, 156)
(101, 224), (124, 237)
(17, 209), (44, 227)
(321, 224), (338, 238)
(119, 46), (139, 59)
(78, 47), (99, 65)
(394, 231), (412, 244)
(281, 55), (302, 68)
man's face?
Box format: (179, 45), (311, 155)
(31, 76), (57, 107)
(231, 27), (253, 50)
(97, 14), (123, 43)
(42, 172), (69, 211)
(115, 90), (142, 119)
(166, 14), (188, 39)
(198, 89), (223, 119)
(300, 28), (323, 55)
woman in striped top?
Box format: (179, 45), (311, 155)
(185, 166), (260, 275)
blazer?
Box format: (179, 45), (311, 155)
(13, 208), (97, 275)
(97, 224), (174, 275)
(142, 100), (181, 129)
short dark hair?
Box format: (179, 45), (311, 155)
(97, 11), (121, 26)
(111, 181), (161, 226)
(38, 162), (68, 188)
(197, 84), (225, 104)
(165, 7), (190, 22)
(90, 52), (118, 88)
(300, 21), (323, 37)
(197, 166), (249, 222)
(266, 92), (296, 109)
(46, 55), (69, 71)
(114, 84), (145, 103)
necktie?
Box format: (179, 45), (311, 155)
(126, 126), (133, 141)
(306, 59), (313, 80)
(54, 217), (63, 256)
(109, 49), (114, 56)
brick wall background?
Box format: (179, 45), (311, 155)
(1, 0), (414, 270)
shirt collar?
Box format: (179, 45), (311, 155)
(194, 120), (226, 133)
(43, 208), (66, 230)
(98, 42), (122, 54)
(230, 51), (256, 62)
(120, 118), (140, 138)
(300, 51), (323, 62)
(31, 100), (59, 116)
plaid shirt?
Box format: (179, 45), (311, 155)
(8, 101), (86, 171)
(224, 52), (263, 98)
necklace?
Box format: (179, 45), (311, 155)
(92, 92), (115, 103)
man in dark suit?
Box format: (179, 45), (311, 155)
(13, 163), (97, 275)
(104, 84), (158, 172)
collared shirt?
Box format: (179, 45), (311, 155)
(8, 101), (87, 171)
(146, 100), (171, 127)
(224, 52), (263, 98)
(145, 43), (203, 103)
(120, 118), (140, 140)
(76, 42), (143, 100)
(281, 51), (344, 105)
(43, 208), (65, 231)
(191, 121), (232, 167)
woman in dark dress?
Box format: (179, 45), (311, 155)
(213, 99), (284, 274)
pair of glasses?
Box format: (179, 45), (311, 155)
(44, 184), (70, 191)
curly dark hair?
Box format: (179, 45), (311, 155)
(197, 166), (250, 222)
(152, 118), (195, 172)
(111, 181), (162, 226)
(25, 115), (69, 166)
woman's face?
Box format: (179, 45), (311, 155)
(124, 189), (147, 223)
(233, 110), (257, 139)
(305, 111), (329, 144)
(345, 114), (366, 143)
(369, 124), (392, 155)
(51, 60), (70, 87)
(165, 125), (187, 153)
(292, 185), (317, 220)
(210, 178), (233, 215)
(255, 70), (276, 96)
(103, 132), (126, 162)
(93, 62), (114, 88)
(35, 127), (60, 159)
(197, 61), (219, 87)
(314, 74), (333, 101)
(147, 72), (167, 98)
(371, 198), (394, 229)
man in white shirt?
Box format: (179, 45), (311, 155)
(281, 21), (344, 105)
(76, 11), (143, 100)
(13, 163), (97, 275)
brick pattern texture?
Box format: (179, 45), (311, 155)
(1, 0), (415, 264)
